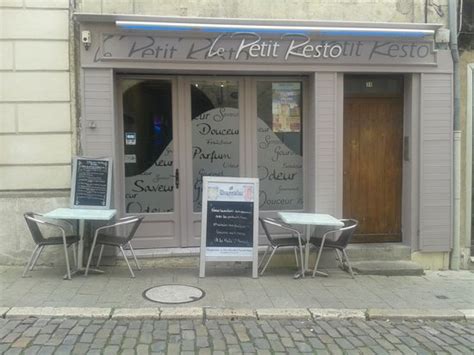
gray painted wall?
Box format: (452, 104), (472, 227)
(82, 69), (115, 158)
(419, 73), (453, 252)
(314, 73), (338, 216)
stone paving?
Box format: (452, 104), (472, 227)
(0, 265), (473, 353)
(0, 316), (473, 354)
(1, 266), (473, 310)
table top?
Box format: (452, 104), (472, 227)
(278, 212), (344, 227)
(44, 208), (117, 221)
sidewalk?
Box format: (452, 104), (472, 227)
(1, 265), (473, 319)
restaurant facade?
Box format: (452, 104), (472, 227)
(75, 14), (453, 258)
(0, 0), (466, 270)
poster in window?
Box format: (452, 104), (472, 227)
(272, 83), (301, 132)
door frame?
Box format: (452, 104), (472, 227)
(115, 75), (185, 248)
(115, 73), (310, 249)
(342, 75), (405, 243)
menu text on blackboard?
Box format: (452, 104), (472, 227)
(70, 157), (112, 209)
(206, 201), (253, 248)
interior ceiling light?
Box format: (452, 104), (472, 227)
(116, 21), (434, 38)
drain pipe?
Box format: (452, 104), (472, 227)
(449, 0), (461, 270)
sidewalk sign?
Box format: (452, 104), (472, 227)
(70, 156), (113, 209)
(199, 176), (259, 278)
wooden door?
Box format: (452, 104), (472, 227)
(343, 97), (403, 242)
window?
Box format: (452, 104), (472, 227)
(257, 81), (303, 211)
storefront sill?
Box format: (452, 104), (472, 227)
(125, 243), (412, 260)
(0, 189), (70, 199)
(127, 247), (201, 258)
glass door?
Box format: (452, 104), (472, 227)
(119, 78), (182, 248)
(118, 76), (305, 249)
(186, 78), (242, 246)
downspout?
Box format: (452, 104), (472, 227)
(449, 1), (461, 270)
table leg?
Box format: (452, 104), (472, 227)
(293, 224), (328, 279)
(64, 219), (104, 278)
(312, 236), (329, 277)
(304, 225), (311, 272)
(77, 220), (85, 269)
(65, 220), (85, 278)
(294, 225), (312, 279)
(312, 226), (329, 277)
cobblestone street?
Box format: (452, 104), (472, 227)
(0, 316), (473, 354)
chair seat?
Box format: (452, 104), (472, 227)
(272, 237), (304, 247)
(309, 237), (344, 249)
(95, 234), (127, 246)
(38, 235), (79, 246)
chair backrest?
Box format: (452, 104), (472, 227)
(259, 217), (276, 244)
(24, 212), (46, 244)
(123, 216), (144, 242)
(325, 219), (358, 247)
(259, 217), (298, 245)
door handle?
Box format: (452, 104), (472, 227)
(175, 168), (179, 189)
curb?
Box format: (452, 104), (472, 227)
(309, 308), (366, 320)
(5, 307), (112, 319)
(459, 309), (474, 320)
(111, 308), (161, 320)
(0, 307), (9, 318)
(256, 308), (311, 320)
(366, 308), (465, 321)
(160, 307), (203, 320)
(205, 308), (257, 320)
(1, 307), (473, 321)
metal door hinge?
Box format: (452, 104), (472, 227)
(403, 136), (409, 161)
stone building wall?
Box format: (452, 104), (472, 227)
(77, 0), (448, 25)
(0, 0), (73, 264)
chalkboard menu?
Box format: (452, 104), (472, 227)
(206, 201), (253, 248)
(199, 177), (259, 278)
(70, 157), (112, 209)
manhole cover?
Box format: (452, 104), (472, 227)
(143, 285), (205, 304)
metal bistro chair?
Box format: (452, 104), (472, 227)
(309, 219), (359, 278)
(85, 216), (144, 278)
(23, 212), (79, 280)
(259, 217), (305, 276)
